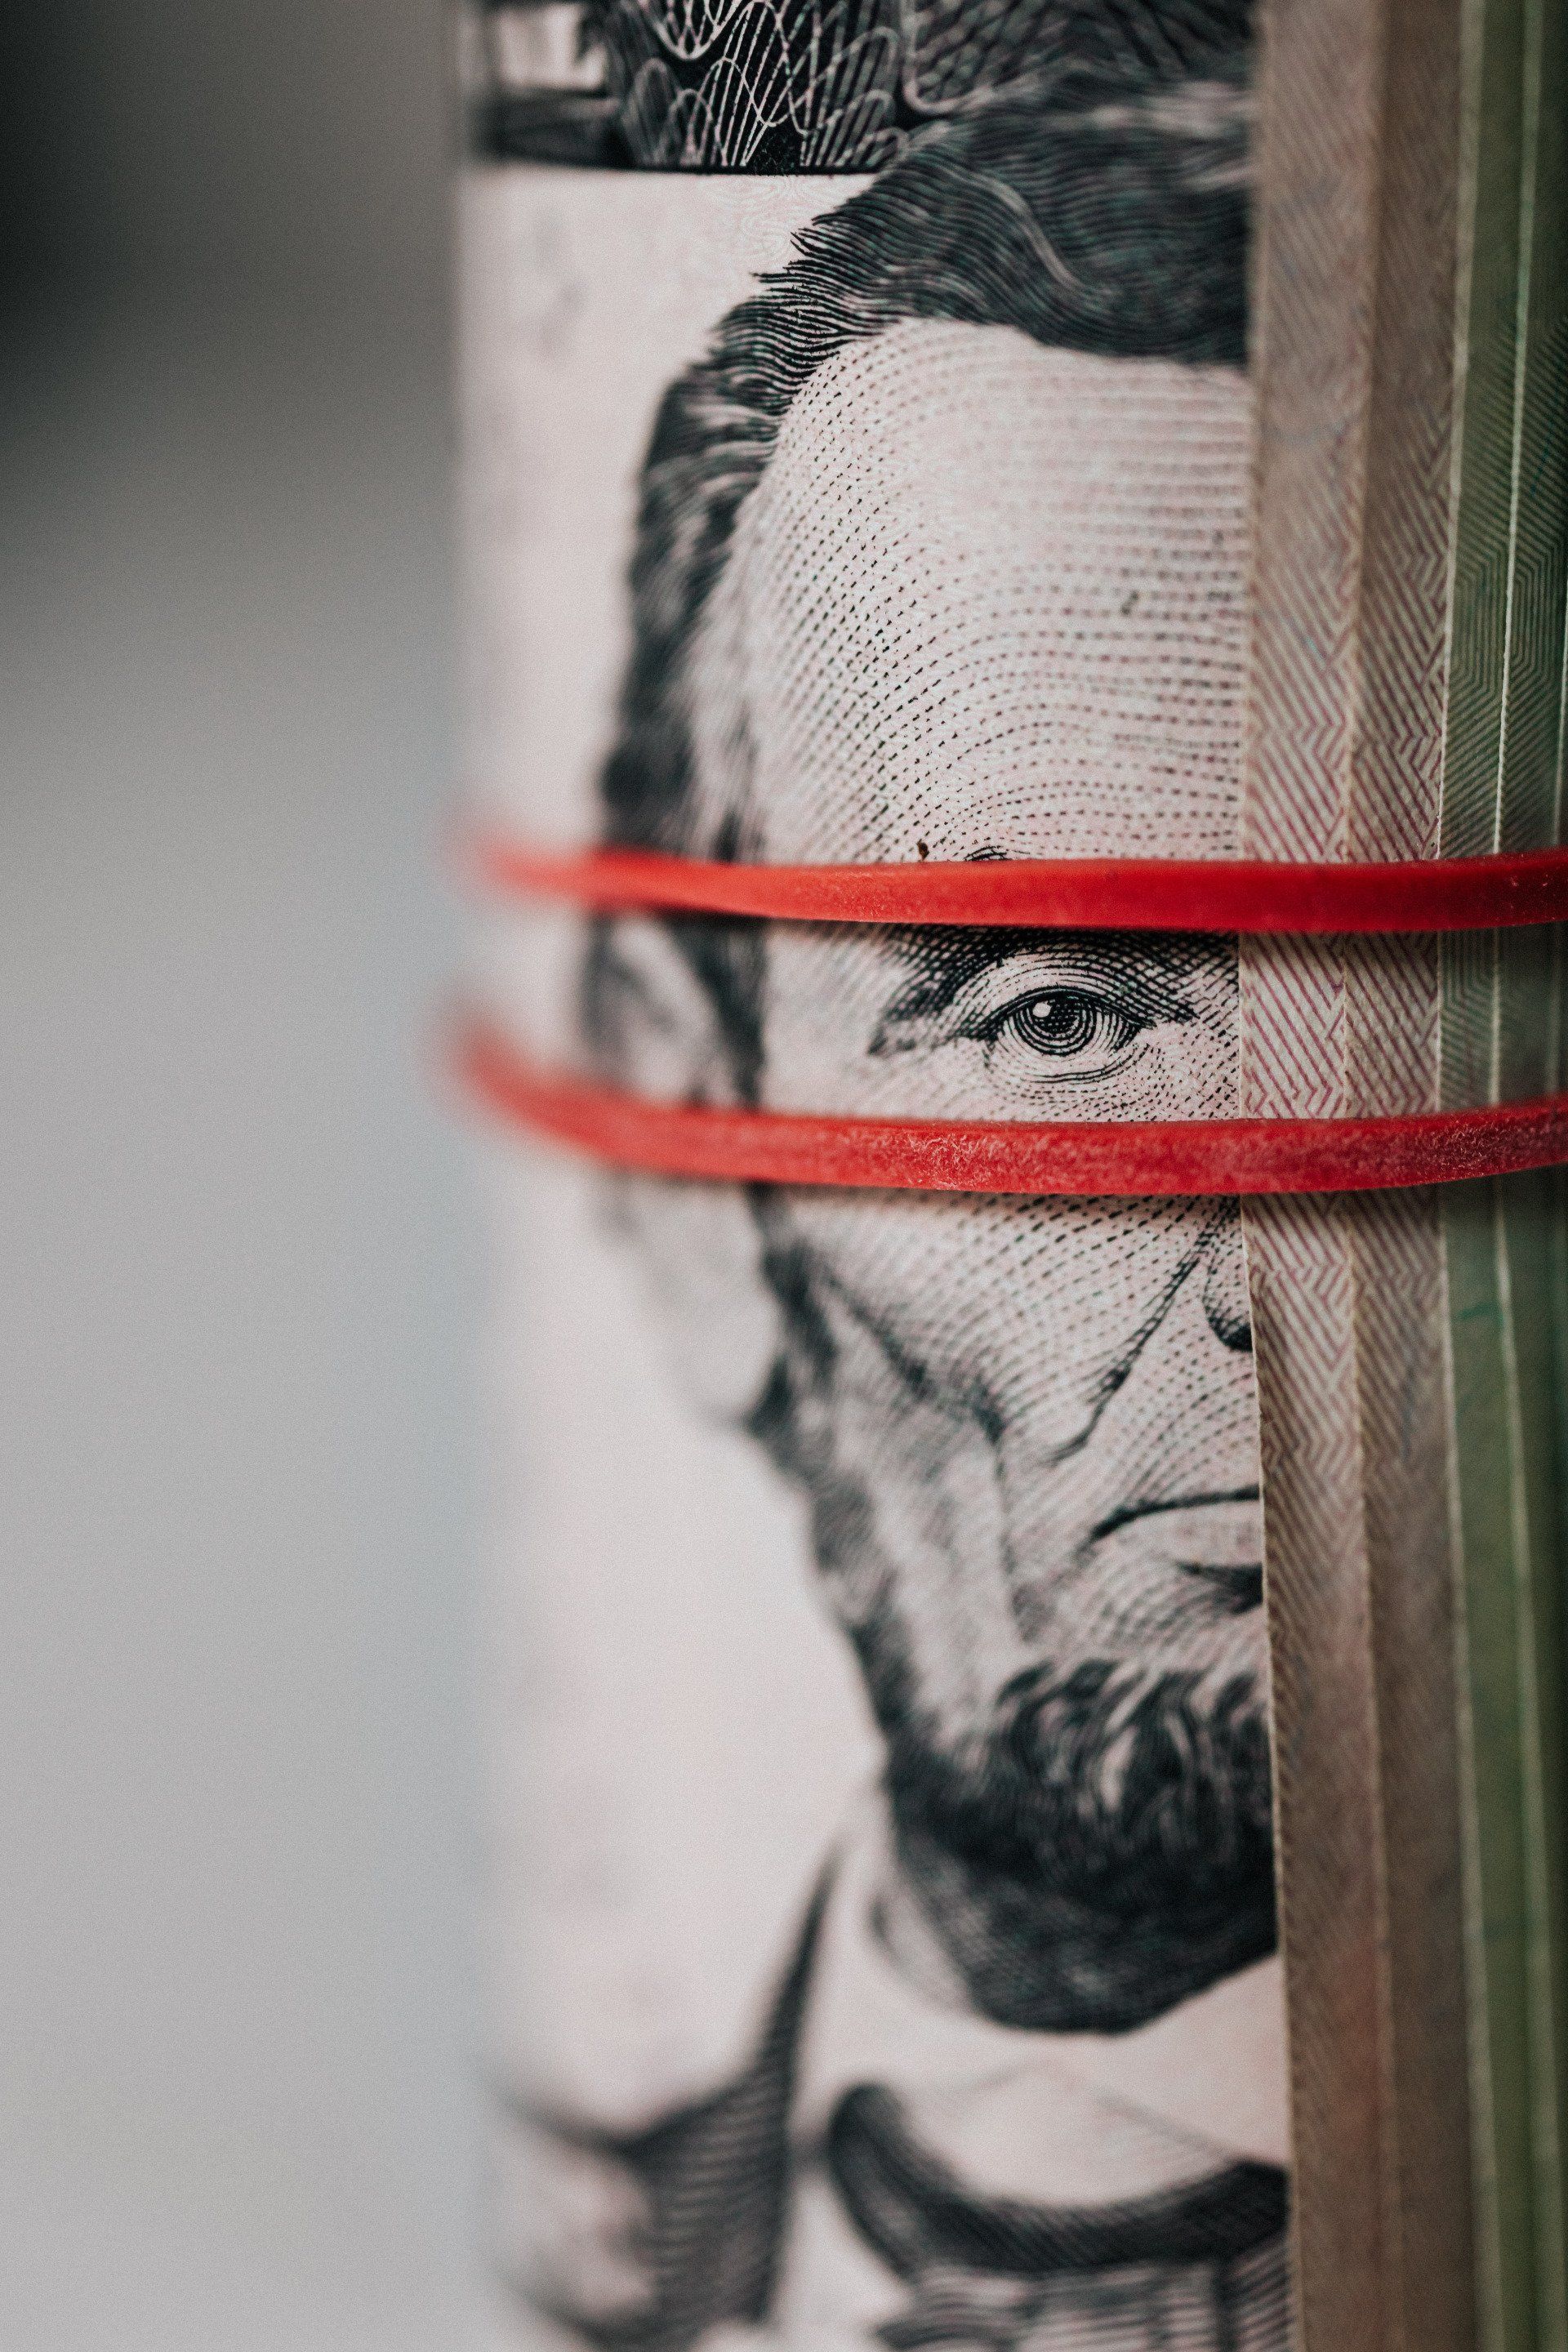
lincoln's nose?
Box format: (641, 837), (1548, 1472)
(1202, 1214), (1253, 1352)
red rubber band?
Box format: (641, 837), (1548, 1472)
(457, 1017), (1568, 1198)
(468, 832), (1568, 934)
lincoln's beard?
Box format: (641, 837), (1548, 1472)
(871, 1638), (1276, 2034)
(749, 1235), (1277, 2037)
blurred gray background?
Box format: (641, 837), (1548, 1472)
(2, 5), (483, 2344)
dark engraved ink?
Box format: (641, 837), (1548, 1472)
(469, 0), (1252, 170)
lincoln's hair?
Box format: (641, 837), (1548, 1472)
(584, 75), (1249, 1080)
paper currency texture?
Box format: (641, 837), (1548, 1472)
(460, 6), (1568, 2348)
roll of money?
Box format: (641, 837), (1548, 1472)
(457, 7), (1568, 2346)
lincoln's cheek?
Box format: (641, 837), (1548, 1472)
(986, 1254), (1264, 1667)
(783, 1192), (1217, 1429)
(791, 1267), (1035, 1734)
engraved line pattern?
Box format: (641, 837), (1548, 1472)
(470, 0), (1253, 169)
(1241, 6), (1471, 2351)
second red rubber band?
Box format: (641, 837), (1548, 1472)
(457, 1018), (1568, 1198)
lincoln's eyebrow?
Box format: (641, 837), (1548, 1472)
(869, 926), (1220, 1036)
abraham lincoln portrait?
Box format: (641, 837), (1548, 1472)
(501, 30), (1287, 2352)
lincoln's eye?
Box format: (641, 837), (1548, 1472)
(1000, 990), (1141, 1065)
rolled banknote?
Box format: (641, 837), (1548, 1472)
(457, 5), (1568, 2349)
(1245, 2), (1566, 2347)
(1440, 0), (1568, 2338)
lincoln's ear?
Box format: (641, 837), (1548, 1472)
(591, 916), (785, 1426)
